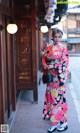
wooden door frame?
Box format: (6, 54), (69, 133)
(0, 11), (5, 123)
(0, 11), (16, 124)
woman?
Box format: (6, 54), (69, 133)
(42, 28), (69, 132)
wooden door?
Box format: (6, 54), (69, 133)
(16, 18), (33, 86)
(16, 18), (38, 102)
(0, 15), (16, 124)
(15, 0), (38, 103)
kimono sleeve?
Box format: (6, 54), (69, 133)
(41, 46), (50, 66)
(55, 47), (69, 86)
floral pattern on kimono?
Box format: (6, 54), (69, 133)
(42, 44), (69, 126)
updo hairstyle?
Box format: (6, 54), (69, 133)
(52, 28), (63, 37)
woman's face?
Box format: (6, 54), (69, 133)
(53, 33), (62, 45)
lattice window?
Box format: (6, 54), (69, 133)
(77, 21), (80, 28)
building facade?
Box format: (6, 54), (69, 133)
(61, 5), (80, 53)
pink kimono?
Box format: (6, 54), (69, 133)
(42, 44), (69, 126)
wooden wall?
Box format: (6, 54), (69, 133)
(0, 0), (40, 125)
(0, 0), (16, 124)
(15, 0), (39, 103)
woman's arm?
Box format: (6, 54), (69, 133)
(54, 47), (69, 86)
(41, 46), (53, 70)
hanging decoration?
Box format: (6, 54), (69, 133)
(44, 0), (57, 23)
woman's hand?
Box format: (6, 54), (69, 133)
(48, 64), (53, 69)
(44, 64), (53, 70)
(44, 64), (49, 70)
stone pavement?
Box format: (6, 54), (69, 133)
(68, 56), (80, 124)
(9, 56), (80, 133)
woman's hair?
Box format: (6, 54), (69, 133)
(52, 28), (63, 37)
